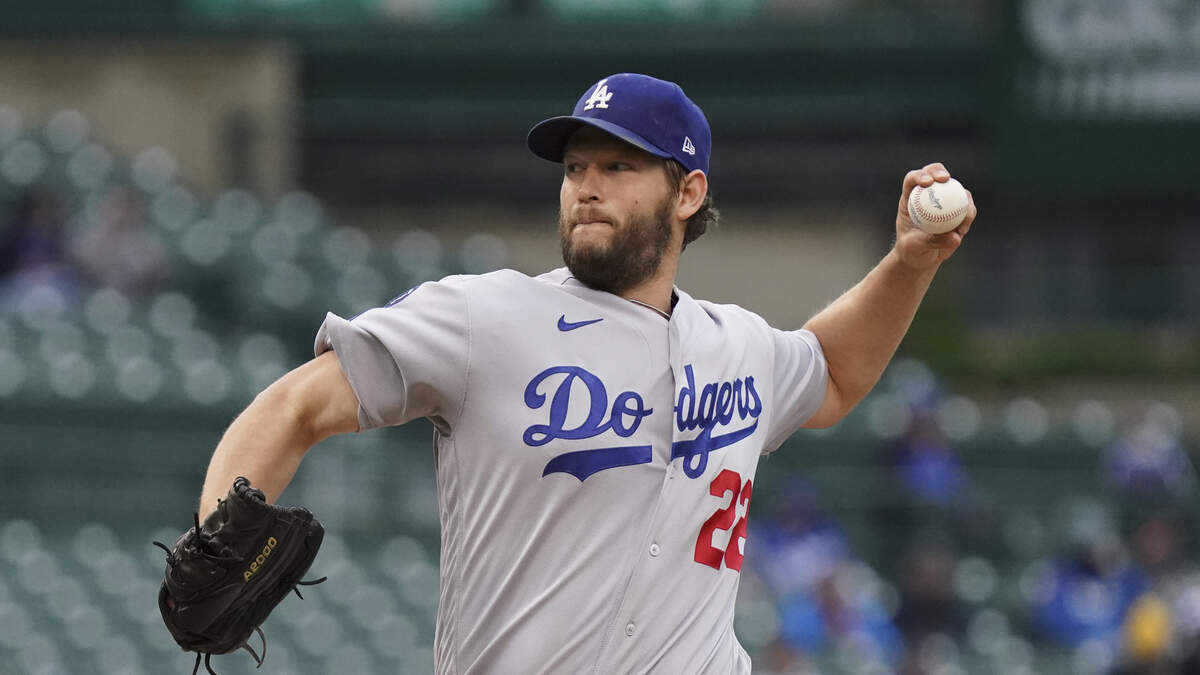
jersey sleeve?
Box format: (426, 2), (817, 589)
(764, 328), (828, 452)
(313, 278), (470, 431)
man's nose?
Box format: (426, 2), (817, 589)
(575, 167), (602, 202)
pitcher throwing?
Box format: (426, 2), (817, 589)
(184, 72), (976, 673)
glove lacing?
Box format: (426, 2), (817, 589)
(191, 626), (264, 675)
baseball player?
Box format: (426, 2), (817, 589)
(196, 72), (976, 673)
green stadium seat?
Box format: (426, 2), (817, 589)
(293, 608), (344, 656)
(251, 220), (304, 266)
(337, 263), (389, 313)
(457, 232), (508, 274)
(66, 144), (115, 192)
(92, 551), (141, 597)
(274, 190), (324, 237)
(114, 356), (167, 403)
(14, 282), (69, 332)
(260, 260), (317, 311)
(103, 324), (153, 367)
(953, 555), (999, 606)
(43, 110), (90, 156)
(213, 188), (263, 236)
(178, 217), (233, 267)
(369, 610), (418, 660)
(129, 147), (178, 194)
(38, 319), (86, 363)
(393, 228), (446, 280)
(92, 634), (143, 675)
(150, 184), (200, 233)
(323, 225), (372, 269)
(147, 291), (198, 340)
(181, 359), (236, 406)
(82, 287), (133, 336)
(170, 329), (220, 370)
(47, 352), (99, 401)
(1, 137), (48, 187)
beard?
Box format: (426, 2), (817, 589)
(559, 196), (674, 295)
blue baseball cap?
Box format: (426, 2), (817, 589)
(527, 73), (711, 175)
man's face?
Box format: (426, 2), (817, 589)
(558, 126), (677, 295)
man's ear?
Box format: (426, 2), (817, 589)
(676, 170), (707, 222)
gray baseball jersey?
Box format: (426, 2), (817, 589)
(314, 267), (828, 674)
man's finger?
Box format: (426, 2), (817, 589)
(901, 168), (933, 196)
(924, 231), (962, 249)
(923, 162), (949, 182)
(956, 190), (977, 235)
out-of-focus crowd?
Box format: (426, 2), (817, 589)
(743, 391), (1200, 675)
(0, 185), (168, 311)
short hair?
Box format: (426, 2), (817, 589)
(663, 159), (718, 251)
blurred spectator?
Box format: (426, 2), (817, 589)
(69, 186), (168, 297)
(1112, 592), (1175, 675)
(1101, 416), (1196, 506)
(875, 408), (976, 556)
(753, 482), (850, 599)
(1131, 515), (1190, 583)
(1033, 501), (1149, 648)
(892, 539), (967, 674)
(749, 483), (904, 670)
(884, 411), (966, 509)
(1108, 515), (1200, 675)
(0, 187), (79, 297)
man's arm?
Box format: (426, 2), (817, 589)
(198, 350), (360, 516)
(801, 162), (977, 429)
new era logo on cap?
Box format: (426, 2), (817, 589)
(526, 73), (712, 175)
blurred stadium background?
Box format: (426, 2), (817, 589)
(1, 0), (1198, 673)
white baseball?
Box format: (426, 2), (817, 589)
(907, 178), (969, 234)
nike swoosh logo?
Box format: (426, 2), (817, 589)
(557, 315), (604, 331)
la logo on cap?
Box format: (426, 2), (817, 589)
(583, 79), (613, 110)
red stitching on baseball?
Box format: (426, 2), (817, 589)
(911, 186), (966, 223)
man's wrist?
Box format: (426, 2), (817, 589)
(885, 246), (941, 281)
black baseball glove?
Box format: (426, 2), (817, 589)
(154, 477), (326, 675)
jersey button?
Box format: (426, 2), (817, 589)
(625, 622), (636, 637)
(649, 543), (661, 557)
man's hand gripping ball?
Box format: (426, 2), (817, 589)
(896, 162), (977, 270)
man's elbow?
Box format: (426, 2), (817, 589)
(802, 403), (848, 430)
(273, 352), (362, 447)
(248, 379), (319, 449)
(801, 375), (872, 429)
(801, 380), (850, 429)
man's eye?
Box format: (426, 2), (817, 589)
(609, 163), (631, 171)
(565, 163), (583, 173)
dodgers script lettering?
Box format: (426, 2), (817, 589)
(522, 366), (653, 446)
(523, 364), (764, 481)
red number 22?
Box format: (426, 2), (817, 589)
(693, 469), (752, 571)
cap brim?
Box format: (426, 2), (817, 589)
(527, 116), (673, 164)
